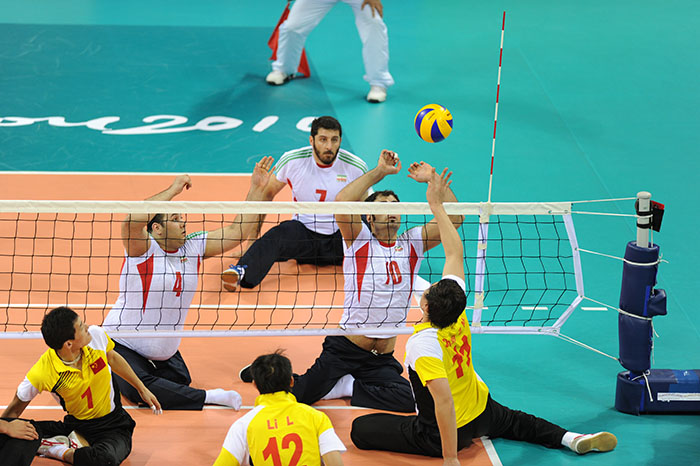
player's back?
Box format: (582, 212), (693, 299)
(246, 392), (331, 466)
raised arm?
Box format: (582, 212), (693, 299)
(121, 175), (192, 257)
(408, 161), (463, 252)
(204, 156), (276, 258)
(426, 168), (464, 282)
(335, 150), (400, 247)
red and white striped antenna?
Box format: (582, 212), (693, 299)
(487, 11), (506, 203)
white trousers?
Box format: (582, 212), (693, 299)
(273, 0), (394, 88)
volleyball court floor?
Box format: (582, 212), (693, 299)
(0, 173), (493, 465)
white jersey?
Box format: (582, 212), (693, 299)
(102, 232), (207, 360)
(273, 146), (368, 235)
(341, 224), (424, 336)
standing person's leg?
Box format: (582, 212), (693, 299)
(351, 414), (442, 457)
(468, 396), (566, 449)
(0, 418), (41, 466)
(235, 220), (317, 288)
(273, 0), (337, 76)
(112, 343), (206, 410)
(347, 0), (394, 94)
(291, 336), (356, 405)
(351, 352), (415, 412)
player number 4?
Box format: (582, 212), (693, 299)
(263, 433), (303, 466)
(173, 271), (182, 297)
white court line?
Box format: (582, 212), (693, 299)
(581, 307), (608, 311)
(8, 405), (368, 411)
(481, 437), (503, 466)
(0, 171), (252, 176)
(521, 306), (548, 311)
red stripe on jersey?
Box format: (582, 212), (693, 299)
(136, 254), (155, 313)
(197, 256), (201, 273)
(355, 243), (370, 302)
(287, 180), (297, 202)
(119, 256), (126, 275)
(409, 244), (419, 295)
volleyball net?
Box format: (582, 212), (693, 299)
(0, 199), (589, 338)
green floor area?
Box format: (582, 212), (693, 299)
(1, 1), (698, 464)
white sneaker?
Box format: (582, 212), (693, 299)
(37, 435), (70, 456)
(68, 431), (88, 449)
(266, 70), (290, 86)
(570, 432), (617, 454)
(222, 265), (247, 292)
(366, 85), (387, 103)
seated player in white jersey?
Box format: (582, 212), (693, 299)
(213, 351), (345, 466)
(102, 157), (274, 411)
(2, 306), (162, 466)
(221, 116), (369, 292)
(239, 151), (463, 413)
(350, 168), (618, 463)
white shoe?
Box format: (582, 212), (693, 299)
(68, 431), (88, 449)
(222, 265), (246, 292)
(37, 435), (70, 456)
(266, 70), (290, 85)
(366, 85), (387, 103)
(570, 432), (617, 454)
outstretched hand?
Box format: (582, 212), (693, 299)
(170, 175), (192, 195)
(377, 150), (401, 176)
(361, 0), (383, 18)
(250, 156), (275, 190)
(5, 419), (38, 440)
(426, 167), (453, 206)
(408, 161), (436, 183)
(139, 387), (163, 415)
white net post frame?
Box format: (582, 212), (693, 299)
(0, 199), (581, 339)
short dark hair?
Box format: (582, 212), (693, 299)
(310, 116), (342, 138)
(424, 279), (467, 329)
(147, 214), (166, 233)
(41, 306), (79, 350)
(250, 351), (293, 394)
(364, 190), (400, 203)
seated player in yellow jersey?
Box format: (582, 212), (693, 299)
(350, 167), (617, 464)
(214, 351), (345, 466)
(1, 306), (162, 466)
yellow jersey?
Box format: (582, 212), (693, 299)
(405, 278), (490, 427)
(213, 391), (345, 466)
(17, 326), (118, 420)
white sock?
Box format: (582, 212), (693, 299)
(205, 388), (242, 410)
(562, 431), (582, 450)
(46, 445), (70, 461)
(321, 374), (355, 400)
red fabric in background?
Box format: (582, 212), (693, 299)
(268, 1), (310, 77)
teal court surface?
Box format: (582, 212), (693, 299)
(1, 1), (699, 465)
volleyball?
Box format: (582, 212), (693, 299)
(414, 104), (453, 143)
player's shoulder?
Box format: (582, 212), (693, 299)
(277, 146), (314, 166)
(336, 149), (368, 173)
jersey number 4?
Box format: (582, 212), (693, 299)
(263, 433), (303, 466)
(173, 271), (182, 297)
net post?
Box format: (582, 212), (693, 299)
(635, 191), (652, 248)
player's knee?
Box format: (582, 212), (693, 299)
(350, 417), (373, 449)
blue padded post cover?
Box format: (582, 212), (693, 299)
(618, 241), (667, 375)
